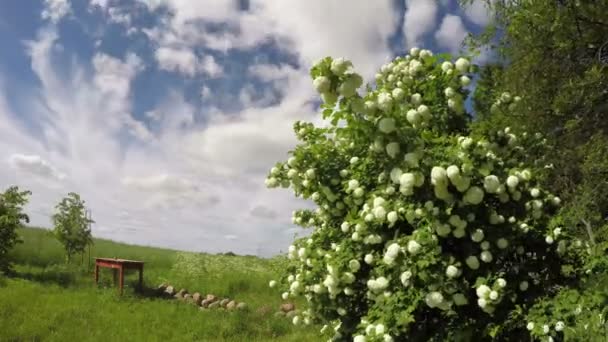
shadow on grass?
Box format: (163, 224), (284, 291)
(11, 266), (81, 288)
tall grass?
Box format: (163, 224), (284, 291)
(1, 227), (320, 341)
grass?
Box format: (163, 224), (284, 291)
(0, 227), (321, 341)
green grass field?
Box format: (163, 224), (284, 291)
(0, 227), (321, 341)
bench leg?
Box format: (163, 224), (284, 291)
(119, 266), (124, 295)
(94, 264), (99, 284)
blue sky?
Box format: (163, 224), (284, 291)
(0, 0), (493, 256)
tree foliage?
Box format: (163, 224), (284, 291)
(0, 186), (31, 274)
(265, 49), (587, 341)
(462, 0), (608, 241)
(52, 192), (94, 263)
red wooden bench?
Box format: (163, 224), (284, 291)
(94, 257), (144, 294)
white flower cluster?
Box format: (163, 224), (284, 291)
(311, 57), (363, 106)
(265, 48), (567, 340)
(475, 278), (507, 314)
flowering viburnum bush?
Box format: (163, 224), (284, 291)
(265, 48), (580, 341)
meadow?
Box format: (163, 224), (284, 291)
(0, 227), (320, 342)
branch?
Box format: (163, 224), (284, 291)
(580, 218), (596, 246)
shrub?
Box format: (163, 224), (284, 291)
(0, 186), (31, 274)
(265, 49), (586, 341)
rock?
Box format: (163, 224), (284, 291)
(280, 303), (295, 313)
(192, 292), (202, 305)
(219, 298), (230, 308)
(182, 293), (192, 302)
(208, 301), (220, 309)
(205, 294), (217, 302)
(175, 288), (188, 299)
(285, 310), (298, 318)
(165, 286), (176, 296)
(236, 302), (247, 310)
(157, 283), (167, 292)
(226, 300), (237, 310)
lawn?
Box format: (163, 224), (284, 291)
(0, 227), (321, 342)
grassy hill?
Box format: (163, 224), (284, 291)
(0, 227), (320, 341)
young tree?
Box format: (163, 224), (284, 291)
(266, 50), (586, 341)
(0, 186), (31, 274)
(52, 192), (94, 263)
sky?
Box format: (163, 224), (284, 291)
(0, 0), (493, 257)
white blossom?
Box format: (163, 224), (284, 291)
(411, 93), (422, 105)
(480, 251), (493, 263)
(466, 256), (480, 270)
(313, 76), (331, 93)
(455, 58), (470, 73)
(471, 229), (485, 243)
(464, 186), (485, 205)
(425, 291), (444, 308)
(330, 57), (352, 76)
(441, 61), (453, 72)
(446, 265), (459, 278)
(400, 271), (412, 286)
(530, 188), (540, 198)
(527, 322), (535, 331)
(354, 335), (366, 342)
(387, 211), (398, 224)
(460, 75), (471, 86)
(483, 175), (500, 193)
(407, 240), (421, 254)
(386, 142), (400, 158)
(378, 118), (396, 133)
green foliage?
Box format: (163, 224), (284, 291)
(465, 0), (608, 243)
(52, 192), (94, 263)
(0, 186), (31, 274)
(266, 50), (587, 341)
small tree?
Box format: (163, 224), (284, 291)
(0, 186), (31, 274)
(52, 192), (94, 263)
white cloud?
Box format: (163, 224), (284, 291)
(199, 55), (223, 78)
(250, 205), (277, 219)
(155, 46), (198, 76)
(462, 1), (493, 27)
(92, 52), (143, 98)
(8, 154), (66, 181)
(42, 0), (71, 23)
(201, 86), (211, 100)
(142, 0), (399, 78)
(121, 174), (194, 194)
(155, 47), (223, 77)
(90, 0), (110, 8)
(224, 234), (238, 241)
(434, 14), (469, 53)
(403, 0), (438, 49)
(2, 1), (405, 256)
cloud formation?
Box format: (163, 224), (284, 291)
(0, 0), (483, 256)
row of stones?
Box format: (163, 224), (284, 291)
(157, 283), (247, 311)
